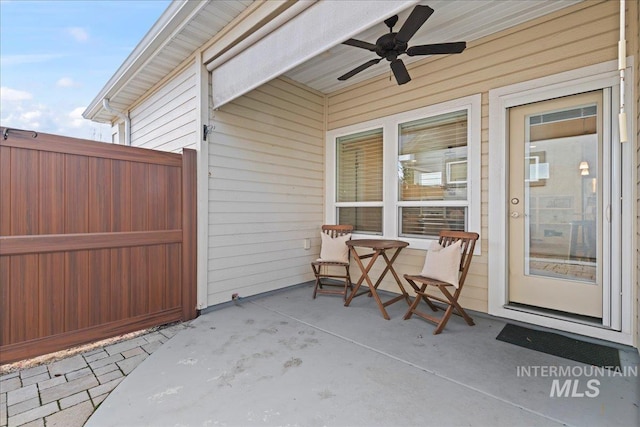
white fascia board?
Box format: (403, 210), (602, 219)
(202, 0), (297, 66)
(211, 0), (419, 108)
(83, 0), (206, 121)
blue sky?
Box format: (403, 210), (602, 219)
(1, 0), (171, 141)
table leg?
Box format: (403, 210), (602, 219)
(378, 249), (412, 307)
(344, 249), (391, 320)
(344, 247), (374, 303)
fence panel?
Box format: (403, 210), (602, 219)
(0, 128), (197, 363)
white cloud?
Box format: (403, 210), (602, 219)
(0, 54), (63, 66)
(0, 100), (109, 142)
(21, 110), (42, 122)
(69, 107), (87, 128)
(56, 77), (77, 88)
(0, 86), (33, 101)
(3, 104), (50, 131)
(66, 27), (89, 42)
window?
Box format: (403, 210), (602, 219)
(327, 95), (481, 250)
(336, 129), (383, 234)
(398, 110), (468, 238)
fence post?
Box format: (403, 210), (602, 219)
(181, 148), (198, 320)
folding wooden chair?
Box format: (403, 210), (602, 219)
(311, 225), (353, 300)
(403, 230), (479, 334)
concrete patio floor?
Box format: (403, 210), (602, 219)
(86, 284), (639, 427)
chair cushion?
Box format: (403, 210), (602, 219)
(420, 239), (462, 288)
(318, 232), (351, 263)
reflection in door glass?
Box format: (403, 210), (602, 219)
(524, 105), (598, 284)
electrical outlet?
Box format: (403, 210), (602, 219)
(304, 238), (311, 250)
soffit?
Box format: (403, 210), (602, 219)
(86, 0), (584, 122)
(283, 0), (584, 94)
(84, 0), (252, 123)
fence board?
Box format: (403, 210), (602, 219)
(65, 155), (89, 234)
(0, 127), (197, 363)
(39, 253), (65, 336)
(111, 247), (132, 320)
(131, 162), (149, 232)
(112, 160), (132, 232)
(0, 257), (10, 344)
(39, 151), (65, 234)
(0, 147), (10, 238)
(88, 157), (111, 233)
(11, 149), (39, 235)
(167, 244), (182, 308)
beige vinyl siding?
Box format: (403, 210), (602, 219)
(207, 77), (325, 306)
(327, 0), (626, 314)
(128, 61), (197, 153)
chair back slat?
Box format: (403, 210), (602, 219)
(312, 224), (354, 301)
(438, 230), (479, 280)
(322, 224), (353, 239)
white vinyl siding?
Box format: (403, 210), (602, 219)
(207, 77), (325, 306)
(326, 0), (628, 315)
(128, 61), (198, 153)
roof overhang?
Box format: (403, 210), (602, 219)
(85, 0), (585, 122)
(209, 0), (418, 108)
(83, 0), (255, 123)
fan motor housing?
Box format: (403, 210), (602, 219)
(375, 33), (407, 59)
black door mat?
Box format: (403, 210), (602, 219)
(496, 323), (621, 368)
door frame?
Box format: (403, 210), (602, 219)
(488, 59), (635, 345)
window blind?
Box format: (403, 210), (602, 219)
(338, 207), (382, 234)
(337, 129), (383, 203)
(400, 206), (466, 238)
(399, 111), (468, 202)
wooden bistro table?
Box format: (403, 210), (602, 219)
(344, 239), (411, 320)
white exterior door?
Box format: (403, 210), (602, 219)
(508, 91), (606, 319)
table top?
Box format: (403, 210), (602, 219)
(346, 239), (409, 250)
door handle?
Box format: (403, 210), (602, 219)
(510, 211), (521, 218)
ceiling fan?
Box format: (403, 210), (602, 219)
(337, 5), (466, 85)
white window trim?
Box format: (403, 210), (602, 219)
(326, 94), (482, 251)
(488, 59), (635, 345)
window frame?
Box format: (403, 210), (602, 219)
(326, 94), (482, 251)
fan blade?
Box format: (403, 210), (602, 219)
(337, 58), (383, 81)
(406, 42), (467, 56)
(390, 59), (411, 85)
(343, 38), (377, 52)
(396, 5), (434, 43)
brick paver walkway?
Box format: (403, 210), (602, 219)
(0, 323), (189, 427)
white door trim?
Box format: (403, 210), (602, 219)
(488, 59), (635, 345)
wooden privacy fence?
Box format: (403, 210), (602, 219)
(0, 128), (197, 364)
